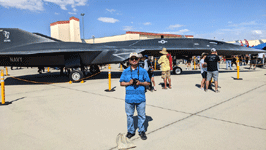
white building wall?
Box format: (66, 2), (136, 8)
(58, 24), (70, 42)
(85, 34), (140, 44)
(50, 25), (59, 40)
(69, 18), (81, 42)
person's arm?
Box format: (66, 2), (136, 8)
(136, 81), (150, 86)
(217, 55), (221, 63)
(120, 71), (133, 86)
(120, 79), (133, 86)
(136, 71), (150, 86)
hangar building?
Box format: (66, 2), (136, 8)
(50, 17), (194, 44)
(50, 17), (265, 46)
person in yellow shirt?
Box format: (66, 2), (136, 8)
(158, 48), (171, 89)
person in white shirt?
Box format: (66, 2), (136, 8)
(200, 53), (208, 90)
(258, 53), (265, 66)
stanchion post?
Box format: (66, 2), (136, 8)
(234, 56), (243, 80)
(108, 64), (111, 90)
(154, 58), (157, 70)
(5, 67), (8, 76)
(47, 67), (50, 73)
(105, 64), (115, 92)
(120, 64), (123, 71)
(194, 56), (196, 70)
(1, 70), (5, 104)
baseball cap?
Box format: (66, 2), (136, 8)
(211, 48), (216, 52)
(138, 53), (143, 58)
(129, 52), (139, 58)
(144, 55), (148, 58)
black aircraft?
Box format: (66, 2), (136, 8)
(0, 28), (265, 81)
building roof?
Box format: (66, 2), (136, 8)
(126, 31), (193, 38)
(50, 17), (79, 26)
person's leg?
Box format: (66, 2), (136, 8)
(168, 78), (171, 88)
(214, 81), (218, 91)
(226, 60), (228, 69)
(167, 70), (171, 88)
(213, 71), (219, 91)
(136, 101), (147, 140)
(163, 78), (167, 89)
(125, 102), (136, 134)
(200, 78), (206, 89)
(205, 80), (210, 91)
(229, 60), (232, 70)
(136, 101), (146, 133)
(205, 72), (212, 91)
(162, 72), (167, 89)
(151, 76), (156, 91)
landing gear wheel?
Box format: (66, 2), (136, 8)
(69, 70), (84, 81)
(90, 65), (100, 74)
(173, 67), (182, 75)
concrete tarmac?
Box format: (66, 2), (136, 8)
(0, 64), (265, 150)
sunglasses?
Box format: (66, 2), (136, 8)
(130, 57), (139, 61)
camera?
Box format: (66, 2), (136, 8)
(132, 78), (139, 86)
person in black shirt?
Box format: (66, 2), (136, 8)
(204, 48), (220, 93)
(250, 54), (257, 70)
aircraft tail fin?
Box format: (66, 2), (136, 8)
(244, 39), (249, 47)
(240, 40), (244, 46)
(259, 40), (265, 44)
(81, 39), (87, 43)
(0, 28), (59, 51)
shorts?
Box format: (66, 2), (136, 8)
(148, 71), (154, 78)
(201, 71), (207, 79)
(250, 60), (257, 64)
(207, 71), (218, 81)
(161, 70), (171, 79)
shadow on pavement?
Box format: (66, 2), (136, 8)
(0, 97), (25, 106)
(4, 68), (253, 86)
(133, 115), (153, 132)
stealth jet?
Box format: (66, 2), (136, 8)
(0, 28), (265, 81)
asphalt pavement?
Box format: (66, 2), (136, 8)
(0, 64), (265, 150)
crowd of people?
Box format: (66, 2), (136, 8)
(119, 48), (265, 141)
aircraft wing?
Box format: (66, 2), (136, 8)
(94, 38), (266, 56)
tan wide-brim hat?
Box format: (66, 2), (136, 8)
(159, 48), (168, 54)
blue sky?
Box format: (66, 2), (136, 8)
(0, 0), (266, 42)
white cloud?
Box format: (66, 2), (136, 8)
(168, 24), (184, 30)
(55, 12), (59, 15)
(252, 30), (262, 35)
(98, 17), (119, 23)
(106, 9), (116, 13)
(45, 0), (87, 11)
(68, 12), (77, 15)
(0, 0), (88, 12)
(0, 0), (44, 11)
(143, 22), (151, 26)
(195, 27), (266, 41)
(123, 26), (134, 31)
(164, 29), (190, 34)
(228, 21), (257, 27)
